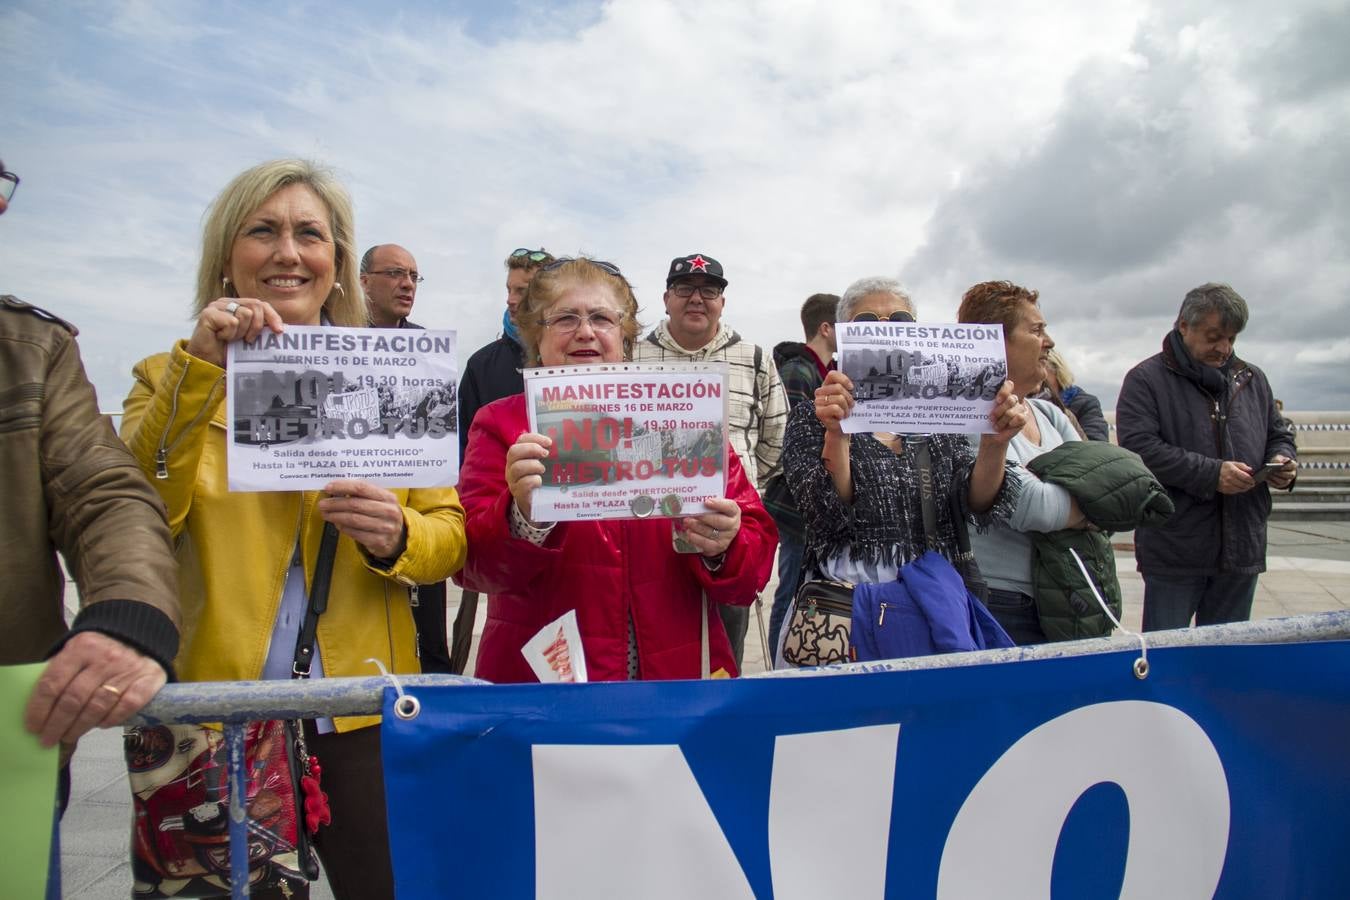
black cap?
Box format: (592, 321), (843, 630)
(665, 253), (727, 288)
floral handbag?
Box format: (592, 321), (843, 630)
(125, 718), (324, 897)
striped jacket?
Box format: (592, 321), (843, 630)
(635, 322), (787, 493)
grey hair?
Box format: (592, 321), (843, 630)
(1177, 283), (1248, 334)
(837, 276), (916, 323)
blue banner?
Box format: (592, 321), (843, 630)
(382, 641), (1350, 899)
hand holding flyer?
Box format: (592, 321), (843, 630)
(836, 321), (1007, 434)
(523, 363), (729, 523)
(224, 325), (458, 491)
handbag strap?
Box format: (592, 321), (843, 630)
(914, 439), (938, 551)
(293, 522), (341, 678)
(700, 590), (710, 680)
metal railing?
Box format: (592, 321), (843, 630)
(132, 610), (1350, 898)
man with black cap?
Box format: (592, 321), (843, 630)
(634, 253), (787, 667)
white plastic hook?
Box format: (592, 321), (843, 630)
(367, 657), (421, 719)
(1067, 548), (1149, 679)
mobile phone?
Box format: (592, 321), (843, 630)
(1251, 462), (1286, 483)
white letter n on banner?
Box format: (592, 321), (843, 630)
(532, 744), (756, 900)
(532, 724), (900, 900)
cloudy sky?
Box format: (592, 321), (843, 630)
(3, 0), (1347, 412)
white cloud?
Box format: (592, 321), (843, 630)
(1, 0), (1346, 414)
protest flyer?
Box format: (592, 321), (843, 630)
(225, 325), (457, 491)
(524, 363), (728, 523)
(522, 610), (588, 683)
(837, 321), (1007, 434)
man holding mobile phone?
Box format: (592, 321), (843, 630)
(1117, 283), (1298, 631)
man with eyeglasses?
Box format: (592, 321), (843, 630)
(361, 243), (424, 328)
(450, 247), (555, 673)
(359, 243), (454, 674)
(634, 253), (788, 667)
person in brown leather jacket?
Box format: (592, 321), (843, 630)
(2, 293), (181, 747)
(1, 160), (180, 894)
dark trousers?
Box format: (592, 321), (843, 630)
(448, 589), (479, 675)
(1142, 572), (1258, 632)
(45, 765), (70, 900)
(719, 603), (749, 669)
(985, 588), (1048, 645)
(411, 581), (454, 674)
(254, 724), (395, 900)
(768, 535), (805, 665)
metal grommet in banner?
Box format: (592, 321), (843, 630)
(367, 656), (420, 719)
(631, 495), (655, 517)
(1133, 657), (1150, 680)
(394, 694), (421, 720)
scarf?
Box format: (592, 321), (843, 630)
(1165, 328), (1232, 454)
(502, 308), (521, 345)
(1166, 329), (1229, 398)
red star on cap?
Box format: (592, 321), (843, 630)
(687, 255), (709, 272)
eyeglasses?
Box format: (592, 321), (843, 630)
(670, 283), (723, 301)
(371, 267), (424, 284)
(540, 309), (626, 334)
(0, 169), (18, 203)
(852, 310), (915, 323)
(511, 248), (553, 263)
(539, 257), (624, 278)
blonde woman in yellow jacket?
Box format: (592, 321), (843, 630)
(121, 159), (466, 900)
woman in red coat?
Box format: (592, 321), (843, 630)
(456, 257), (777, 682)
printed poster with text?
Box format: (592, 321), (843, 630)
(524, 363), (728, 522)
(225, 325), (458, 491)
(838, 321), (1007, 434)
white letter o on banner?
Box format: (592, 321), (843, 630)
(937, 700), (1229, 899)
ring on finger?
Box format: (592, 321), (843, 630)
(224, 301), (241, 316)
(100, 683), (122, 697)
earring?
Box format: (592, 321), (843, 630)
(222, 276), (234, 297)
(333, 283), (345, 297)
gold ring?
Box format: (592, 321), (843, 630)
(100, 683), (122, 697)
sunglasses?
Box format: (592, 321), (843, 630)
(852, 310), (916, 323)
(511, 248), (552, 263)
(540, 256), (624, 278)
(670, 283), (723, 301)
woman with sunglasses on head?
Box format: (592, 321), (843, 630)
(454, 257), (777, 682)
(777, 277), (1027, 661)
(956, 281), (1096, 645)
(120, 158), (467, 899)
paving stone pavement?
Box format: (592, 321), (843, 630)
(57, 520), (1350, 897)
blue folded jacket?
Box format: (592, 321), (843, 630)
(852, 551), (1014, 661)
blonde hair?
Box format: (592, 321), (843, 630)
(195, 159), (364, 326)
(517, 258), (641, 366)
(1044, 349), (1075, 389)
